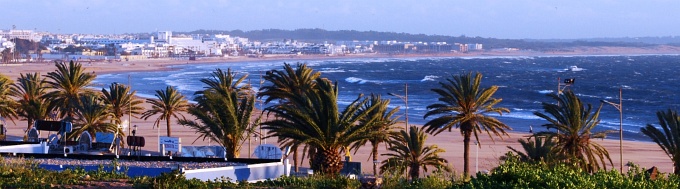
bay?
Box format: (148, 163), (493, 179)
(94, 55), (680, 141)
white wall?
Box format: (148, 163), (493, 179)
(183, 161), (290, 182)
(0, 142), (48, 154)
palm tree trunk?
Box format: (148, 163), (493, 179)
(165, 115), (172, 156)
(225, 143), (238, 159)
(463, 129), (472, 179)
(313, 148), (343, 175)
(293, 149), (299, 173)
(409, 162), (420, 181)
(66, 110), (74, 122)
(27, 118), (34, 131)
(166, 115), (171, 137)
(372, 143), (379, 175)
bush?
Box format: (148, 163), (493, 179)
(0, 156), (126, 188)
(455, 154), (680, 189)
(253, 175), (360, 189)
(2, 154), (678, 188)
(132, 170), (220, 189)
(381, 167), (462, 189)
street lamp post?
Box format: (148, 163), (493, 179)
(557, 77), (575, 96)
(556, 78), (575, 135)
(259, 74), (266, 144)
(601, 88), (623, 172)
(474, 141), (479, 173)
(128, 75), (132, 136)
(388, 83), (408, 130)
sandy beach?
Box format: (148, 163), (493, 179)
(0, 47), (677, 175)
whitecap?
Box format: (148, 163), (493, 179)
(96, 74), (116, 79)
(498, 112), (542, 120)
(169, 71), (206, 78)
(142, 77), (165, 81)
(575, 93), (601, 99)
(134, 93), (160, 100)
(538, 90), (554, 94)
(320, 69), (346, 73)
(165, 79), (204, 93)
(345, 77), (367, 84)
(421, 75), (439, 82)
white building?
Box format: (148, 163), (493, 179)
(467, 43), (483, 51)
(157, 31), (172, 43)
(0, 30), (42, 41)
(0, 40), (13, 53)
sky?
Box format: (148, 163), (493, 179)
(1, 0), (679, 39)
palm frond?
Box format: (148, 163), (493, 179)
(533, 90), (613, 172)
(641, 109), (680, 174)
(422, 72), (509, 177)
(140, 86), (189, 136)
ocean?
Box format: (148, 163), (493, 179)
(94, 54), (680, 141)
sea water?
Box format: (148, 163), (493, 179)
(94, 55), (680, 141)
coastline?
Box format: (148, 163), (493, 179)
(1, 46), (677, 174)
(4, 45), (680, 80)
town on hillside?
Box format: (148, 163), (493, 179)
(0, 29), (483, 63)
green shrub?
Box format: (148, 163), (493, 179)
(455, 154), (680, 189)
(253, 175), (360, 189)
(380, 167), (463, 189)
(3, 154), (679, 189)
(0, 156), (132, 188)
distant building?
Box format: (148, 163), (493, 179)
(78, 38), (151, 45)
(467, 43), (483, 51)
(0, 30), (42, 41)
(454, 43), (468, 53)
(156, 31), (172, 43)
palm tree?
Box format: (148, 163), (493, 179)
(380, 126), (450, 181)
(10, 73), (52, 130)
(100, 83), (144, 127)
(506, 137), (556, 163)
(179, 68), (256, 158)
(45, 60), (96, 121)
(141, 86), (189, 137)
(640, 109), (680, 174)
(262, 75), (378, 175)
(423, 72), (510, 178)
(258, 63), (319, 105)
(350, 93), (400, 175)
(70, 94), (117, 140)
(257, 63), (319, 172)
(196, 68), (251, 96)
(533, 91), (612, 172)
(0, 74), (18, 124)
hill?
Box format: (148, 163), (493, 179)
(175, 28), (664, 50)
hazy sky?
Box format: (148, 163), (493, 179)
(1, 0), (679, 39)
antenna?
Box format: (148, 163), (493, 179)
(128, 74), (132, 136)
(260, 71), (266, 144)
